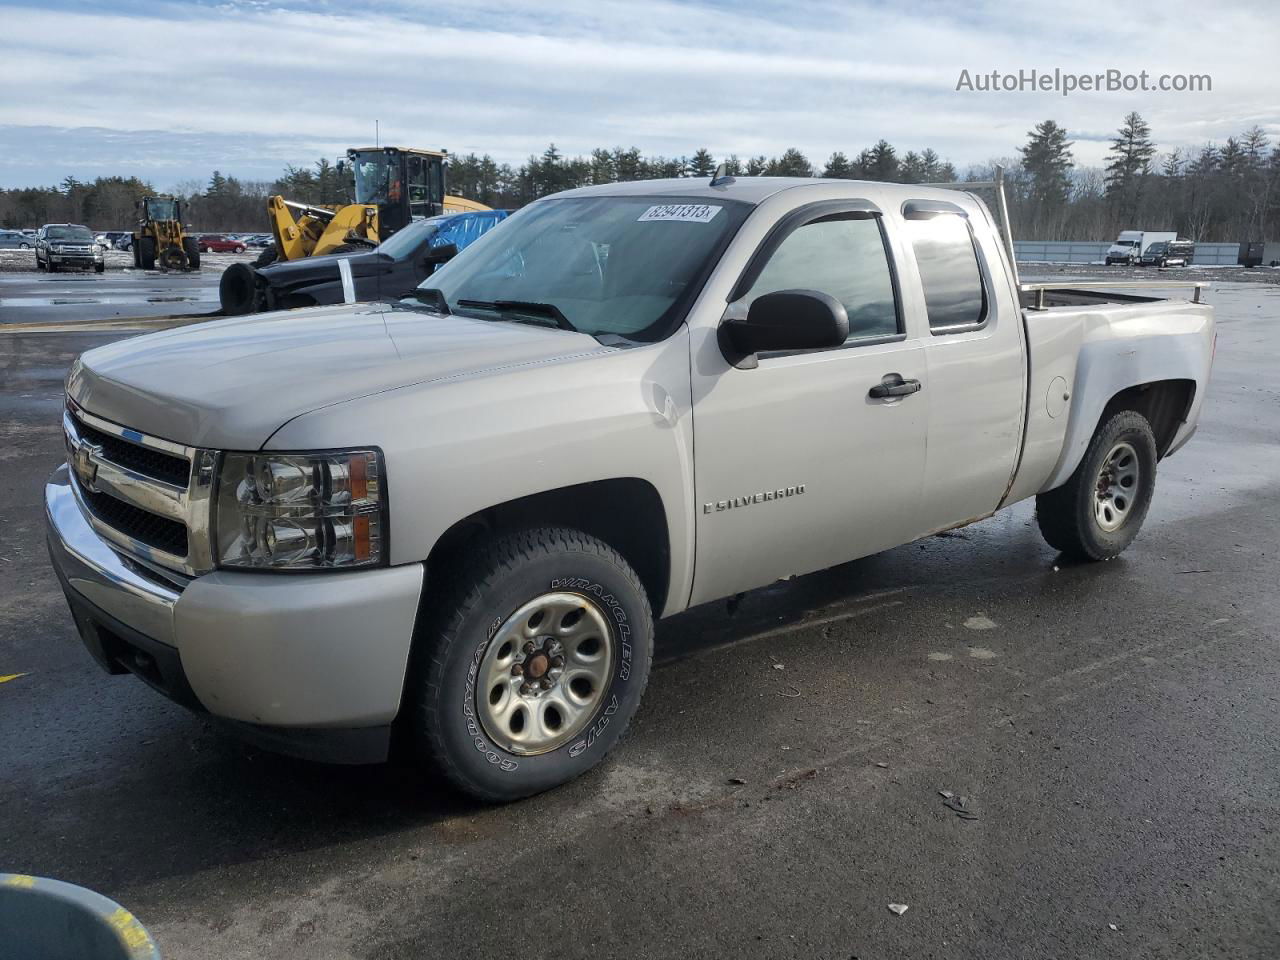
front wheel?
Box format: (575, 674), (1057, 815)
(408, 528), (654, 802)
(1036, 411), (1158, 560)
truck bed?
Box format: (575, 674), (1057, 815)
(1019, 281), (1207, 311)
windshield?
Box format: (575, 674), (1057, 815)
(376, 215), (447, 259)
(145, 198), (177, 220)
(352, 152), (396, 206)
(1114, 239), (1137, 247)
(1147, 242), (1168, 253)
(47, 226), (92, 241)
(420, 196), (750, 340)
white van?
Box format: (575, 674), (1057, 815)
(1106, 230), (1177, 265)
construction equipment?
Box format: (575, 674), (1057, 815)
(260, 146), (490, 265)
(132, 196), (199, 271)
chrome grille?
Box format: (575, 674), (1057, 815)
(64, 400), (216, 575)
(73, 417), (191, 487)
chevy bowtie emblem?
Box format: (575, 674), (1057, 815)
(68, 436), (103, 493)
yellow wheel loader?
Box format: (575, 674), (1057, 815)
(132, 196), (199, 271)
(259, 147), (490, 266)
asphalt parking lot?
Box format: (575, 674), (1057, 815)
(1, 279), (1278, 959)
(0, 248), (251, 326)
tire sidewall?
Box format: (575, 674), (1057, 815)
(1075, 413), (1158, 557)
(429, 545), (652, 799)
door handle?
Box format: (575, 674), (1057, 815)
(868, 373), (922, 399)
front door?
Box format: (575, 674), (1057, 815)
(689, 204), (929, 606)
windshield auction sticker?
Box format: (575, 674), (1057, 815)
(637, 204), (722, 223)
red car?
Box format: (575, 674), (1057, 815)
(197, 234), (247, 253)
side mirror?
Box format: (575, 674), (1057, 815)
(719, 289), (849, 369)
(423, 243), (458, 266)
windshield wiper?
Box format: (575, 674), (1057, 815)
(456, 299), (577, 332)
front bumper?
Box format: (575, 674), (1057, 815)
(45, 465), (425, 763)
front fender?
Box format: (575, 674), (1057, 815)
(266, 328), (697, 617)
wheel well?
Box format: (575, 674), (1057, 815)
(426, 479), (671, 613)
(1098, 379), (1195, 457)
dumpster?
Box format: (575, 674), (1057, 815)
(0, 873), (159, 960)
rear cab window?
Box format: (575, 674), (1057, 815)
(902, 211), (987, 333)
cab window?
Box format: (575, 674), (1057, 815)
(744, 214), (900, 343)
(904, 214), (987, 332)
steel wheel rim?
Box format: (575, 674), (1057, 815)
(476, 592), (614, 756)
(1094, 440), (1139, 532)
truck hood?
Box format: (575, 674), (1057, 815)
(67, 303), (611, 449)
(259, 249), (387, 285)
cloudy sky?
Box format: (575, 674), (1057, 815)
(0, 0), (1275, 189)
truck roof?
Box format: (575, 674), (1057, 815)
(548, 176), (986, 207)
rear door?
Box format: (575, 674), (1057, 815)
(896, 200), (1025, 533)
(689, 200), (929, 605)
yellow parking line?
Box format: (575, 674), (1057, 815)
(0, 673), (27, 684)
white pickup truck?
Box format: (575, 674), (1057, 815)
(46, 174), (1214, 800)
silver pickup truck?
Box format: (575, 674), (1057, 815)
(46, 174), (1214, 800)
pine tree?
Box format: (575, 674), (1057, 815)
(767, 148), (813, 177)
(1019, 120), (1074, 208)
(919, 149), (944, 181)
(745, 155), (769, 176)
(822, 152), (852, 178)
(612, 147), (643, 181)
(867, 140), (899, 182)
(900, 151), (925, 183)
(688, 148), (716, 178)
(1104, 112), (1156, 222)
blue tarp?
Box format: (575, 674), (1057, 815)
(427, 210), (511, 252)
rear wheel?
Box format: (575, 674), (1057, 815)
(138, 237), (157, 270)
(94, 262), (105, 273)
(1036, 411), (1158, 561)
(182, 237), (201, 270)
(254, 244), (278, 267)
(408, 527), (654, 802)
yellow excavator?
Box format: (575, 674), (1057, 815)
(260, 146), (489, 265)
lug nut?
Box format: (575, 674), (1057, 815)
(540, 677), (553, 689)
(523, 641), (536, 655)
(552, 656), (565, 669)
(511, 663), (524, 676)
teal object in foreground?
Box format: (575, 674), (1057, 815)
(0, 873), (160, 959)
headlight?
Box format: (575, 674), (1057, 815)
(215, 449), (385, 570)
(52, 244), (64, 252)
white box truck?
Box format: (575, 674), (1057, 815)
(1106, 230), (1178, 265)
